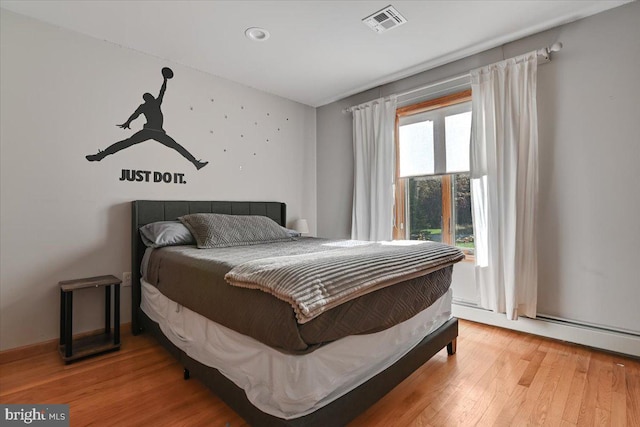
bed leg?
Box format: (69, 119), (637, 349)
(447, 338), (457, 356)
(183, 368), (190, 380)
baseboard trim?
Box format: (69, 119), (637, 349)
(452, 304), (640, 358)
(0, 323), (131, 364)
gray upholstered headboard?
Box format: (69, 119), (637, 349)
(131, 200), (286, 334)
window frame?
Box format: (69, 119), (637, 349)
(393, 89), (474, 259)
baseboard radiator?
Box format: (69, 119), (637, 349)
(452, 300), (640, 358)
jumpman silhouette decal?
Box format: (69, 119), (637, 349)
(86, 67), (208, 170)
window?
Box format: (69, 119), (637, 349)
(394, 90), (474, 256)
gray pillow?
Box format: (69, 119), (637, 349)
(179, 213), (292, 248)
(281, 226), (301, 238)
(139, 221), (196, 248)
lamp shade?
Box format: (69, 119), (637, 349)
(292, 219), (309, 234)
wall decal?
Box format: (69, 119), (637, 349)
(119, 169), (186, 184)
(86, 67), (208, 170)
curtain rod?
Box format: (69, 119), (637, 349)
(343, 42), (563, 114)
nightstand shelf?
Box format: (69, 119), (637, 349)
(59, 275), (121, 363)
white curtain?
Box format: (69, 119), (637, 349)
(470, 51), (538, 320)
(351, 96), (397, 241)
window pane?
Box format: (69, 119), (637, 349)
(445, 111), (471, 173)
(399, 121), (434, 177)
(408, 176), (442, 242)
(453, 173), (474, 253)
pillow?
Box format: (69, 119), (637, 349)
(281, 226), (301, 238)
(139, 221), (196, 248)
(179, 213), (293, 248)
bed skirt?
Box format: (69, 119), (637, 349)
(139, 310), (457, 426)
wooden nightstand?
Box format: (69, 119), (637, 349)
(59, 275), (121, 363)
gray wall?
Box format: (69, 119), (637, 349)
(317, 2), (640, 333)
(0, 10), (317, 351)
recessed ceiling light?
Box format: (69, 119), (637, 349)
(245, 27), (270, 42)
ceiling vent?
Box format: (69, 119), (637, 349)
(362, 5), (407, 34)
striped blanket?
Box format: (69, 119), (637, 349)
(225, 240), (464, 323)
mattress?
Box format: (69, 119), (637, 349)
(144, 238), (457, 353)
(141, 280), (452, 419)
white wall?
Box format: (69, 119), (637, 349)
(529, 7), (639, 334)
(0, 10), (317, 351)
(317, 2), (640, 335)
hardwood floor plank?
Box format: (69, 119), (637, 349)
(576, 354), (602, 426)
(594, 407), (611, 427)
(515, 364), (551, 424)
(477, 385), (522, 422)
(530, 346), (569, 425)
(493, 383), (529, 426)
(1, 320), (638, 427)
(544, 349), (578, 425)
(611, 359), (629, 426)
(611, 391), (627, 427)
(518, 350), (547, 387)
(612, 360), (626, 394)
(595, 353), (613, 421)
(561, 350), (590, 424)
(626, 369), (640, 427)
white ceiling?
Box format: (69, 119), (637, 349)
(0, 1), (630, 107)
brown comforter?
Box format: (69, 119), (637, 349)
(145, 238), (462, 354)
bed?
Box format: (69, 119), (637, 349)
(131, 200), (462, 426)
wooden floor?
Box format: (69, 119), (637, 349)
(1, 320), (638, 426)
